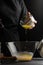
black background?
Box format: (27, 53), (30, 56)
(19, 0), (43, 41)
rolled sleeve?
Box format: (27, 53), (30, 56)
(20, 0), (28, 22)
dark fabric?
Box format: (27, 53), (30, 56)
(0, 0), (28, 56)
(0, 0), (27, 41)
(1, 42), (11, 56)
(33, 49), (41, 58)
(1, 42), (21, 56)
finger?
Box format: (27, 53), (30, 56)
(34, 20), (37, 24)
(33, 20), (37, 24)
(28, 23), (35, 29)
(31, 23), (35, 28)
(27, 12), (30, 15)
(30, 16), (37, 23)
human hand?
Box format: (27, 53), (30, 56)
(25, 12), (37, 29)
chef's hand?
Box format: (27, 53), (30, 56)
(21, 12), (37, 29)
(26, 12), (37, 29)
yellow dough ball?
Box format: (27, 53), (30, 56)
(17, 53), (32, 61)
(22, 24), (32, 29)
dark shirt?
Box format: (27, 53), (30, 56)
(0, 0), (27, 41)
(0, 0), (27, 26)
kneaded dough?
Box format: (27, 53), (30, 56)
(17, 53), (32, 61)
